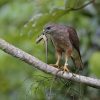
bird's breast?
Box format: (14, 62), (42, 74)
(50, 33), (70, 52)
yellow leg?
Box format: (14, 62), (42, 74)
(63, 56), (69, 72)
(49, 52), (61, 68)
(55, 53), (61, 67)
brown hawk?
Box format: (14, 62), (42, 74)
(36, 23), (83, 72)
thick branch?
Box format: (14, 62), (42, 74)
(0, 38), (100, 89)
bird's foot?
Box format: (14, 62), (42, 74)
(49, 64), (60, 68)
(63, 65), (70, 73)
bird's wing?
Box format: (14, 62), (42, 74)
(68, 27), (83, 69)
(68, 27), (80, 54)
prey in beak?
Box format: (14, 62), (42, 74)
(36, 32), (47, 44)
(36, 32), (48, 63)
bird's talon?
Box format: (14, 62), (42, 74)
(63, 65), (70, 73)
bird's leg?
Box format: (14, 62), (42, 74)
(63, 48), (72, 73)
(49, 51), (61, 68)
(63, 56), (69, 72)
(55, 53), (61, 67)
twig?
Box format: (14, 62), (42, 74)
(70, 0), (95, 11)
(0, 38), (100, 89)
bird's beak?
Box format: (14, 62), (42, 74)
(36, 32), (47, 44)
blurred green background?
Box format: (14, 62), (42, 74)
(0, 0), (100, 100)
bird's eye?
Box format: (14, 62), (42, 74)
(46, 26), (51, 30)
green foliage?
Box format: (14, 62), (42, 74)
(89, 52), (100, 78)
(0, 0), (100, 100)
(65, 0), (82, 9)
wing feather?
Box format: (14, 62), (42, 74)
(68, 27), (83, 69)
(68, 27), (80, 52)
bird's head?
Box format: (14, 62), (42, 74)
(36, 23), (56, 44)
(42, 23), (57, 35)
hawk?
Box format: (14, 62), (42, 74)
(36, 23), (83, 72)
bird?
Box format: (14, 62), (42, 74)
(39, 23), (83, 72)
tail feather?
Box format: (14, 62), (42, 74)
(71, 48), (84, 70)
(74, 57), (83, 70)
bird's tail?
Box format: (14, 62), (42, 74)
(71, 48), (84, 70)
(74, 56), (83, 70)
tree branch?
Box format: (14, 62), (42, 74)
(0, 38), (100, 89)
(69, 0), (95, 11)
